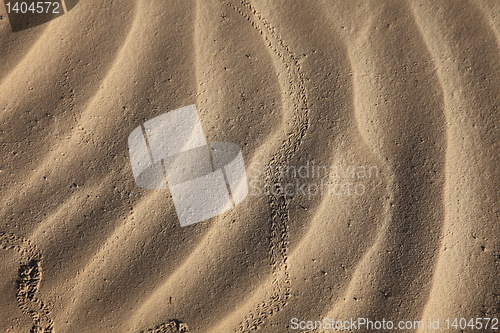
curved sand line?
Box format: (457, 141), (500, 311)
(410, 0), (500, 328)
(316, 0), (446, 323)
(128, 1), (310, 330)
(221, 1), (310, 331)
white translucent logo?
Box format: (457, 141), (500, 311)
(128, 105), (248, 226)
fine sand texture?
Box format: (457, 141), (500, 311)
(1, 0), (500, 332)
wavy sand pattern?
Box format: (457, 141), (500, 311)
(1, 0), (499, 332)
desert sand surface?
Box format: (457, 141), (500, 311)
(1, 0), (500, 332)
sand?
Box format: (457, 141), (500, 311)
(1, 0), (499, 332)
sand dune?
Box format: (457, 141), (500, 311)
(1, 0), (499, 332)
